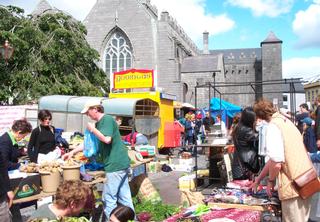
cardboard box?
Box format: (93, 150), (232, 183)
(146, 162), (161, 173)
(10, 173), (41, 200)
(179, 158), (193, 166)
(179, 174), (196, 190)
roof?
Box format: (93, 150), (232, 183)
(210, 48), (262, 64)
(181, 54), (222, 73)
(282, 82), (305, 93)
(39, 95), (107, 112)
(31, 0), (54, 16)
(261, 31), (283, 45)
(303, 74), (320, 84)
(102, 98), (144, 117)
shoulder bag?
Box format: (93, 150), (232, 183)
(292, 167), (320, 199)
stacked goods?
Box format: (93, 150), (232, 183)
(135, 145), (156, 157)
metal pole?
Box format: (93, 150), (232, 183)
(209, 83), (211, 112)
(195, 86), (198, 109)
(213, 72), (216, 98)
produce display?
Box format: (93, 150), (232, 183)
(62, 159), (80, 168)
(19, 162), (39, 173)
(39, 161), (62, 174)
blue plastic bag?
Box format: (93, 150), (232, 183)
(84, 129), (99, 157)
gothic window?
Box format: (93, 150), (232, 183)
(105, 32), (132, 77)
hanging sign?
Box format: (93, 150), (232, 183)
(113, 69), (154, 90)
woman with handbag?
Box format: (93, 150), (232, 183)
(231, 107), (260, 180)
(250, 99), (313, 222)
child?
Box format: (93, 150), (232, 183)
(109, 204), (135, 222)
(302, 117), (317, 153)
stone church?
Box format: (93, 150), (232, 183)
(33, 0), (283, 108)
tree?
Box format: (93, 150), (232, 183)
(0, 5), (109, 104)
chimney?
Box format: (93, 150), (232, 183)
(161, 11), (169, 21)
(203, 31), (209, 54)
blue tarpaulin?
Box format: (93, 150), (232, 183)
(210, 98), (242, 127)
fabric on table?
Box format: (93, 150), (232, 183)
(200, 208), (261, 222)
(164, 208), (261, 222)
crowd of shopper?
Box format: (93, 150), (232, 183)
(2, 96), (320, 222)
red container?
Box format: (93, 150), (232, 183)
(164, 121), (184, 148)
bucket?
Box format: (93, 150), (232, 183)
(62, 165), (80, 181)
(40, 171), (61, 193)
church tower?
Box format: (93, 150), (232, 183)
(261, 31), (283, 106)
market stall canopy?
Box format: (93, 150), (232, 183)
(173, 101), (195, 109)
(39, 95), (107, 113)
(181, 103), (195, 109)
(103, 98), (160, 135)
(102, 98), (144, 117)
(210, 97), (242, 125)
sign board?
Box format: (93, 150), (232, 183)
(113, 69), (154, 90)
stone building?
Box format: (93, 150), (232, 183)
(33, 0), (283, 108)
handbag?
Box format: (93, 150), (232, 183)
(292, 167), (320, 199)
(238, 149), (260, 174)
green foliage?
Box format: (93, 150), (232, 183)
(0, 5), (109, 104)
(133, 197), (180, 221)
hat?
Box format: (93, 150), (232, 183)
(302, 117), (313, 126)
(81, 100), (101, 114)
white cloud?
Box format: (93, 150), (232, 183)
(151, 0), (235, 44)
(226, 0), (294, 17)
(283, 57), (320, 79)
(292, 3), (320, 48)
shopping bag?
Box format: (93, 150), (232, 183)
(83, 129), (99, 157)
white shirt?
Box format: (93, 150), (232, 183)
(265, 123), (285, 162)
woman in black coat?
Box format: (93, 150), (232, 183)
(27, 110), (56, 163)
(231, 107), (260, 180)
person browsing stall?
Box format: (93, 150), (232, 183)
(63, 101), (134, 220)
(231, 107), (260, 180)
(0, 119), (32, 171)
(27, 110), (57, 163)
(28, 180), (93, 221)
(250, 99), (312, 222)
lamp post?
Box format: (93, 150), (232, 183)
(212, 72), (216, 98)
(0, 40), (14, 64)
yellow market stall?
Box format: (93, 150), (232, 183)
(109, 91), (175, 149)
(109, 69), (177, 149)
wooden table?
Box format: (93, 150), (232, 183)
(207, 202), (266, 211)
(13, 177), (106, 205)
(187, 143), (231, 190)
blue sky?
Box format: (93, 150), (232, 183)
(1, 0), (320, 79)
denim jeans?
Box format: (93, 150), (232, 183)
(0, 197), (12, 222)
(102, 168), (134, 219)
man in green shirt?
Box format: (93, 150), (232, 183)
(81, 101), (134, 220)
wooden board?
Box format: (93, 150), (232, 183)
(207, 202), (266, 211)
(13, 177), (106, 205)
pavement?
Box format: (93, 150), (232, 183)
(148, 148), (209, 206)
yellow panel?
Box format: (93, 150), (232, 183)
(109, 92), (174, 148)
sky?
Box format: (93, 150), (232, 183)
(1, 0), (320, 80)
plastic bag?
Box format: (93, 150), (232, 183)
(83, 129), (99, 157)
